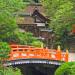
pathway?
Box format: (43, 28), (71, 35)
(69, 53), (75, 61)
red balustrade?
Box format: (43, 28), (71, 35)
(8, 44), (69, 62)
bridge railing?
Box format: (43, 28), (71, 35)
(8, 45), (68, 62)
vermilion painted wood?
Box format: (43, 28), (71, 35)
(8, 44), (68, 62)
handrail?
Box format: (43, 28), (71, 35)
(8, 44), (69, 62)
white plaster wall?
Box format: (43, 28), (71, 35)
(36, 23), (45, 26)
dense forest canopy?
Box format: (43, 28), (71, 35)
(41, 0), (75, 49)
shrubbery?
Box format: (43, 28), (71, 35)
(55, 62), (75, 75)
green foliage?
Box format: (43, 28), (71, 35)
(31, 41), (43, 47)
(41, 0), (74, 49)
(0, 70), (3, 75)
(13, 31), (43, 47)
(0, 67), (22, 75)
(0, 42), (11, 69)
(0, 0), (24, 42)
(0, 11), (18, 42)
(4, 67), (21, 75)
(0, 42), (21, 75)
(0, 0), (41, 47)
(0, 0), (24, 12)
(0, 42), (11, 59)
(55, 62), (75, 75)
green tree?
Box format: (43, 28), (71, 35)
(0, 0), (24, 12)
(0, 42), (10, 60)
(0, 11), (18, 42)
(0, 67), (22, 75)
(55, 62), (75, 75)
(41, 0), (74, 49)
(31, 41), (43, 47)
(4, 67), (22, 75)
(13, 31), (43, 47)
(0, 0), (24, 42)
(0, 42), (11, 73)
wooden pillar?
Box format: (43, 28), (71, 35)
(65, 49), (69, 62)
(56, 45), (61, 60)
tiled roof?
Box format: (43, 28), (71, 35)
(17, 16), (34, 24)
(17, 3), (49, 25)
(22, 3), (45, 14)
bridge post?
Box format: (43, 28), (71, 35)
(65, 49), (69, 62)
(56, 46), (61, 60)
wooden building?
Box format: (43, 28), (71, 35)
(16, 1), (75, 50)
(17, 3), (53, 48)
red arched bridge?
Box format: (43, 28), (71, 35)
(4, 44), (69, 66)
